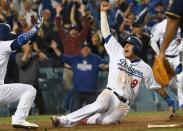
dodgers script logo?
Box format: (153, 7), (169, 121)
(77, 60), (92, 71)
(117, 59), (143, 78)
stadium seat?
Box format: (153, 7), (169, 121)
(0, 105), (10, 117)
(7, 102), (18, 115)
(42, 90), (58, 114)
(97, 71), (108, 90)
(55, 90), (67, 113)
(133, 85), (156, 112)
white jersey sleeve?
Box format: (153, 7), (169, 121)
(143, 64), (161, 90)
(150, 23), (161, 54)
(104, 35), (125, 59)
(100, 11), (125, 58)
(0, 40), (13, 54)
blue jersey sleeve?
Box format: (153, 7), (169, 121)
(97, 55), (106, 65)
(60, 54), (74, 66)
(10, 27), (38, 51)
(104, 34), (124, 59)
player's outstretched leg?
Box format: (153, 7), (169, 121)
(51, 89), (114, 127)
(51, 116), (61, 127)
(11, 84), (38, 128)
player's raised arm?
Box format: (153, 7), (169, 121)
(10, 13), (44, 51)
(100, 1), (124, 58)
(159, 18), (180, 58)
(100, 2), (111, 38)
(159, 0), (183, 59)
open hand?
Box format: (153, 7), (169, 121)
(50, 40), (58, 50)
(55, 3), (63, 15)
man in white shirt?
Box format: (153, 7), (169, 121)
(151, 19), (183, 110)
(51, 2), (176, 127)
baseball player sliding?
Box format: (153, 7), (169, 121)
(151, 19), (183, 110)
(0, 14), (43, 128)
(51, 2), (176, 127)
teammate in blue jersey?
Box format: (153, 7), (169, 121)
(0, 14), (43, 128)
(50, 40), (108, 112)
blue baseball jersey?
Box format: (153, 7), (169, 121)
(60, 54), (103, 93)
(166, 0), (183, 36)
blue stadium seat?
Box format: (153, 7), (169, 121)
(97, 71), (108, 90)
(132, 85), (156, 112)
(42, 91), (58, 114)
(55, 90), (67, 114)
(0, 105), (9, 117)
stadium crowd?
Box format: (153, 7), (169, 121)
(1, 0), (182, 114)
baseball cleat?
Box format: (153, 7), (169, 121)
(51, 116), (60, 127)
(11, 120), (39, 129)
(168, 114), (174, 119)
(79, 118), (88, 125)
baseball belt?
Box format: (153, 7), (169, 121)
(107, 87), (130, 105)
(165, 55), (178, 58)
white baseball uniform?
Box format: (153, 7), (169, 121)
(0, 41), (36, 123)
(151, 19), (183, 107)
(56, 11), (161, 127)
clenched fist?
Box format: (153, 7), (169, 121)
(100, 1), (111, 12)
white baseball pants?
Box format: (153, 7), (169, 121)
(167, 56), (183, 107)
(0, 83), (36, 123)
(176, 72), (183, 107)
(59, 89), (130, 126)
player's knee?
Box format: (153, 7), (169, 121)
(26, 85), (37, 96)
(93, 101), (108, 111)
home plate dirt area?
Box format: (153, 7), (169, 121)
(1, 111), (183, 131)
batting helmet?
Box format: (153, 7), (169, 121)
(124, 35), (143, 56)
(0, 23), (16, 41)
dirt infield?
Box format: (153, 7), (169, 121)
(0, 111), (183, 131)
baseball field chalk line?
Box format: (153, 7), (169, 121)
(147, 123), (183, 128)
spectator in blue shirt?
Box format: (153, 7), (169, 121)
(50, 40), (108, 112)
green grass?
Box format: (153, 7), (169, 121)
(0, 115), (51, 125)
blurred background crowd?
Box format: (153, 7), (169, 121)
(0, 0), (182, 115)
